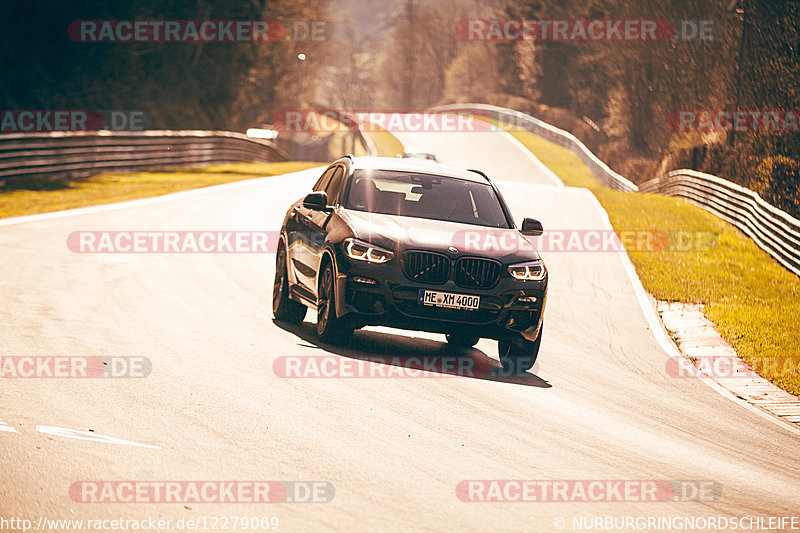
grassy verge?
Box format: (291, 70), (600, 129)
(0, 161), (322, 219)
(297, 111), (403, 158)
(507, 129), (800, 397)
(362, 124), (404, 157)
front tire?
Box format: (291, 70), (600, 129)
(273, 247), (306, 324)
(498, 323), (543, 374)
(317, 263), (353, 344)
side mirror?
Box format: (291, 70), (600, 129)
(303, 191), (332, 212)
(521, 218), (543, 236)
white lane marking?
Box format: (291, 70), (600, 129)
(0, 167), (324, 228)
(0, 418), (18, 432)
(36, 425), (161, 449)
(495, 128), (564, 187)
(586, 190), (800, 437)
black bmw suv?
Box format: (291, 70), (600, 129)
(273, 156), (548, 372)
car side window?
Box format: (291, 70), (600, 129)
(324, 166), (346, 205)
(313, 167), (336, 192)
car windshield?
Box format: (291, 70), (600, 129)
(344, 169), (511, 228)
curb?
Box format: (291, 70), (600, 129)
(657, 301), (800, 427)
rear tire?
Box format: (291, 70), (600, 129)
(498, 323), (543, 374)
(317, 263), (353, 344)
(273, 247), (307, 324)
(445, 333), (480, 348)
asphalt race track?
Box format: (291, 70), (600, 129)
(1, 125), (799, 532)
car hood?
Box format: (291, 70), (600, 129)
(341, 210), (541, 262)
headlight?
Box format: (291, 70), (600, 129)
(344, 238), (394, 264)
(508, 260), (546, 280)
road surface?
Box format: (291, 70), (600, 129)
(1, 125), (798, 532)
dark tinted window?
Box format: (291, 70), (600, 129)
(345, 169), (510, 228)
(312, 166), (336, 192)
(324, 166), (346, 205)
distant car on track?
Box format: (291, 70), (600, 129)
(273, 156), (548, 372)
(400, 147), (440, 162)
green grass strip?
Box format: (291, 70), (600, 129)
(508, 129), (800, 396)
(362, 125), (404, 158)
(0, 161), (323, 219)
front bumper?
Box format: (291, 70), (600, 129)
(334, 253), (547, 342)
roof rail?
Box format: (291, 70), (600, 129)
(467, 168), (490, 182)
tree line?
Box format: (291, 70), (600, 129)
(2, 0), (796, 215)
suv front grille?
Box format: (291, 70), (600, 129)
(403, 251), (449, 284)
(454, 257), (501, 289)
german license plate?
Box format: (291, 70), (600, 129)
(418, 289), (480, 310)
